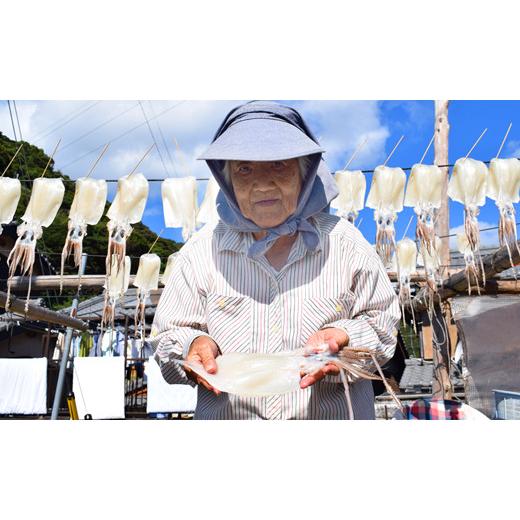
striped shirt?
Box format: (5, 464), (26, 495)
(149, 213), (400, 420)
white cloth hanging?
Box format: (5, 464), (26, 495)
(196, 176), (220, 226)
(73, 357), (125, 419)
(161, 176), (198, 241)
(0, 358), (47, 414)
(145, 356), (197, 414)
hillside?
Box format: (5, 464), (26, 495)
(0, 132), (182, 308)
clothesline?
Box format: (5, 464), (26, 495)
(7, 156), (520, 182)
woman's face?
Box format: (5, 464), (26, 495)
(229, 159), (302, 228)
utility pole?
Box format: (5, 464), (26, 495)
(432, 100), (453, 399)
(434, 100), (450, 273)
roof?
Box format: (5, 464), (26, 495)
(399, 358), (464, 393)
(60, 288), (162, 325)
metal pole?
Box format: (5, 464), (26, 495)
(51, 254), (88, 420)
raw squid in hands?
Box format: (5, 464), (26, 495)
(182, 344), (403, 419)
(160, 252), (178, 286)
(101, 255), (131, 333)
(457, 233), (481, 296)
(395, 238), (417, 330)
(106, 173), (148, 276)
(487, 158), (520, 268)
(366, 165), (406, 266)
(133, 253), (160, 337)
(60, 178), (107, 292)
(7, 178), (65, 311)
(162, 177), (198, 241)
(196, 176), (220, 226)
(404, 164), (443, 257)
(448, 158), (488, 290)
(330, 169), (366, 223)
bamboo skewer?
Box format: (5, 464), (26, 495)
(343, 136), (369, 170)
(128, 144), (155, 177)
(40, 139), (61, 177)
(1, 143), (24, 177)
(419, 133), (435, 165)
(383, 135), (405, 166)
(85, 143), (110, 178)
(147, 228), (165, 254)
(465, 128), (487, 159)
(496, 122), (512, 158)
(401, 215), (414, 240)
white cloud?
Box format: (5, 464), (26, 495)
(292, 100), (390, 171)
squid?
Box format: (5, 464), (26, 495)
(448, 157), (488, 290)
(457, 233), (482, 296)
(417, 235), (442, 293)
(133, 253), (161, 337)
(160, 252), (178, 286)
(101, 255), (131, 334)
(487, 157), (520, 268)
(0, 177), (21, 236)
(6, 178), (65, 311)
(106, 172), (149, 276)
(404, 164), (443, 257)
(366, 165), (406, 266)
(196, 176), (220, 226)
(60, 177), (107, 292)
(162, 176), (198, 241)
(330, 169), (366, 223)
(181, 344), (403, 419)
(394, 238), (418, 330)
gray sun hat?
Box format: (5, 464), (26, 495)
(198, 101), (338, 258)
(198, 110), (325, 161)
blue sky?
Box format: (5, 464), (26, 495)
(1, 100), (519, 252)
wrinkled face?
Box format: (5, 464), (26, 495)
(229, 159), (302, 228)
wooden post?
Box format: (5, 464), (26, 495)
(434, 100), (450, 275)
(432, 100), (453, 399)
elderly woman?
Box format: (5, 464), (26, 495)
(149, 101), (400, 419)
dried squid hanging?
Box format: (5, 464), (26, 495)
(448, 157), (488, 289)
(196, 176), (220, 226)
(395, 238), (418, 329)
(417, 235), (442, 293)
(330, 169), (366, 223)
(160, 252), (178, 286)
(6, 177), (65, 311)
(457, 233), (481, 296)
(106, 172), (149, 276)
(0, 143), (24, 236)
(60, 177), (107, 291)
(133, 253), (161, 337)
(101, 255), (131, 333)
(366, 165), (406, 266)
(0, 177), (21, 236)
(404, 163), (443, 257)
(487, 157), (520, 266)
(162, 176), (198, 241)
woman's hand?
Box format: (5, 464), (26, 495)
(300, 327), (349, 389)
(185, 336), (222, 396)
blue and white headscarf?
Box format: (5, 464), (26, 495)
(198, 101), (338, 258)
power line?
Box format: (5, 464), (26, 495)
(6, 101), (18, 140)
(31, 101), (95, 141)
(12, 101), (23, 141)
(32, 101), (102, 143)
(138, 101), (170, 177)
(58, 102), (140, 153)
(59, 101), (186, 171)
(147, 100), (178, 175)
